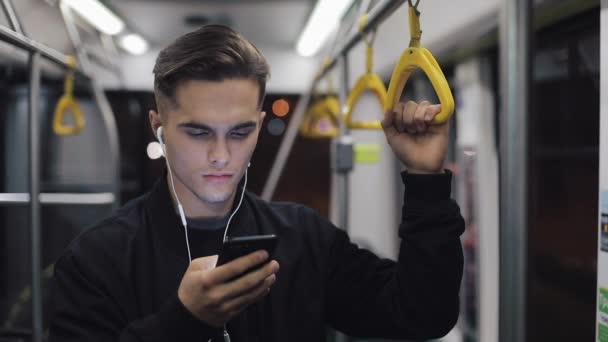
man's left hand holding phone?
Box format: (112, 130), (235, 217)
(177, 235), (279, 328)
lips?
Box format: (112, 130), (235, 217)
(203, 174), (234, 183)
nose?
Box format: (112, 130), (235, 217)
(208, 137), (230, 168)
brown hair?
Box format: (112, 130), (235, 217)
(153, 25), (270, 112)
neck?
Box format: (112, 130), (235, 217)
(166, 173), (236, 219)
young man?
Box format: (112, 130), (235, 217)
(49, 25), (464, 342)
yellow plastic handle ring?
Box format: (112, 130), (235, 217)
(301, 97), (341, 138)
(344, 72), (387, 130)
(53, 94), (85, 136)
(300, 114), (339, 138)
(385, 47), (454, 124)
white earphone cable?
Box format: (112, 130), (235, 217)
(166, 165), (193, 263)
(222, 166), (248, 243)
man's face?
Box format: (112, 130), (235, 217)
(152, 78), (264, 212)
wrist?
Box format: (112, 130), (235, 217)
(177, 290), (224, 328)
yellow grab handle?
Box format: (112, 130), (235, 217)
(53, 56), (85, 136)
(300, 97), (340, 138)
(53, 93), (85, 136)
(303, 119), (338, 138)
(343, 13), (385, 130)
(344, 73), (387, 130)
(300, 114), (339, 138)
(385, 47), (454, 124)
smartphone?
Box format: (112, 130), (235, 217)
(217, 234), (278, 266)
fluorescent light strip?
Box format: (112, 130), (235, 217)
(296, 0), (353, 57)
(120, 33), (149, 55)
(40, 193), (115, 205)
(0, 193), (115, 205)
(63, 0), (125, 36)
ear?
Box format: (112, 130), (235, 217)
(149, 110), (162, 140)
(259, 110), (267, 122)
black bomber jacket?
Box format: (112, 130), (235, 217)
(49, 171), (464, 342)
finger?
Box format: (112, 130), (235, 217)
(220, 274), (276, 314)
(189, 255), (219, 271)
(424, 104), (442, 123)
(402, 101), (417, 131)
(381, 108), (396, 131)
(413, 101), (430, 133)
(414, 101), (430, 123)
(393, 102), (405, 132)
(210, 250), (269, 284)
(220, 260), (279, 300)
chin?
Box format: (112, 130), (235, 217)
(205, 195), (230, 203)
(198, 191), (233, 204)
(194, 180), (239, 205)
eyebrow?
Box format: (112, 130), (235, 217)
(178, 121), (257, 131)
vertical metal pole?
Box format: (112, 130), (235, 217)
(333, 52), (351, 342)
(597, 3), (608, 342)
(499, 0), (530, 341)
(338, 53), (350, 233)
(28, 51), (43, 342)
(90, 81), (122, 210)
(1, 0), (24, 35)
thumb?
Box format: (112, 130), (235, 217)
(190, 255), (219, 271)
(424, 104), (442, 121)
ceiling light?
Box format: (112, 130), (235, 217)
(296, 0), (353, 57)
(63, 0), (125, 36)
(119, 33), (149, 55)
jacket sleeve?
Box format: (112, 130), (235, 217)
(325, 171), (464, 340)
(49, 236), (218, 341)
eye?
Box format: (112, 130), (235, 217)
(230, 128), (253, 139)
(185, 128), (211, 137)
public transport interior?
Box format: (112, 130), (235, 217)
(0, 0), (605, 341)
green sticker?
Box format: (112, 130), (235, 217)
(599, 322), (608, 342)
(600, 288), (608, 315)
(354, 143), (380, 164)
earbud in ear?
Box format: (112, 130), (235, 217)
(248, 162), (251, 168)
(157, 126), (164, 145)
(156, 126), (166, 158)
